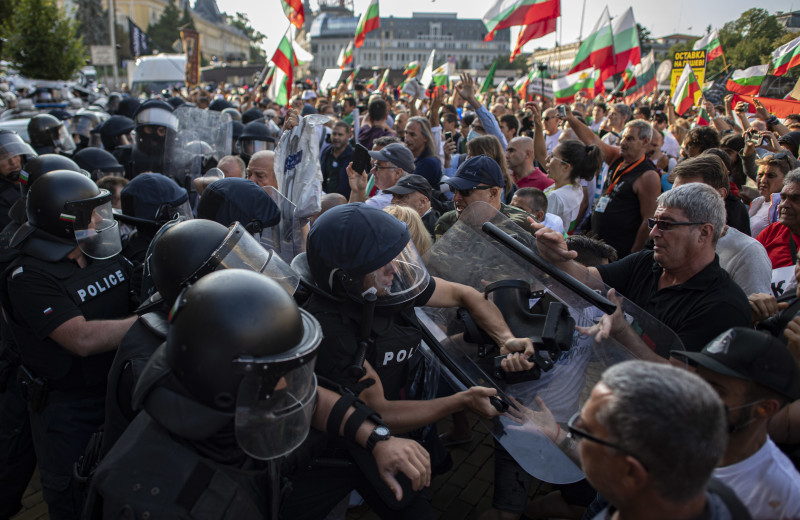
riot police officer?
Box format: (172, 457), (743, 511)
(2, 170), (136, 519)
(27, 114), (76, 156)
(70, 109), (105, 151)
(72, 148), (125, 182)
(0, 130), (36, 229)
(238, 119), (280, 167)
(87, 269), (431, 519)
(130, 99), (178, 178)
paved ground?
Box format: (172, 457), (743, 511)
(11, 415), (551, 520)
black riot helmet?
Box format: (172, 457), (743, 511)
(230, 120), (244, 155)
(208, 98), (232, 112)
(165, 269), (321, 459)
(133, 99), (178, 156)
(117, 173), (191, 236)
(149, 219), (299, 305)
(71, 109), (104, 150)
(222, 107), (242, 122)
(16, 169), (121, 259)
(238, 120), (280, 165)
(72, 148), (124, 181)
(306, 203), (430, 307)
(27, 114), (76, 155)
(196, 177), (280, 235)
(19, 154), (83, 197)
(95, 115), (135, 153)
(0, 129), (37, 182)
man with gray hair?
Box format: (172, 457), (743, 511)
(565, 107), (661, 258)
(576, 360), (742, 519)
(756, 168), (800, 297)
(524, 183), (751, 363)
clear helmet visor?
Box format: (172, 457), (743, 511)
(68, 195), (123, 259)
(72, 116), (95, 138)
(135, 108), (179, 132)
(242, 139), (274, 156)
(0, 138), (35, 160)
(204, 222), (300, 295)
(54, 124), (76, 153)
(341, 239), (431, 306)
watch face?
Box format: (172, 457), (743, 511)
(375, 425), (390, 437)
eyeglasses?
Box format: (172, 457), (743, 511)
(646, 218), (705, 231)
(455, 185), (493, 198)
(567, 411), (647, 469)
(547, 154), (569, 166)
(371, 164), (397, 171)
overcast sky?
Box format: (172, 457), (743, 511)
(215, 0), (793, 58)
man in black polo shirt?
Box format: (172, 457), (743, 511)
(527, 182), (750, 360)
(384, 174), (440, 238)
(319, 120), (353, 198)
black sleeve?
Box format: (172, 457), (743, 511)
(414, 277), (436, 307)
(594, 251), (650, 295)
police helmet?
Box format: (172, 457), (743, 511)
(221, 107), (242, 122)
(238, 120), (280, 163)
(19, 154), (83, 197)
(117, 173), (191, 233)
(27, 114), (76, 154)
(95, 115), (135, 152)
(72, 148), (124, 181)
(133, 99), (178, 132)
(0, 130), (36, 181)
(165, 269), (321, 458)
(116, 97), (141, 119)
(241, 107), (265, 125)
(306, 203), (430, 306)
(71, 109), (104, 149)
(230, 120), (244, 154)
(208, 98), (232, 112)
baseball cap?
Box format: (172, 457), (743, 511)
(302, 90), (318, 101)
(368, 143), (416, 174)
(671, 327), (800, 401)
(383, 174), (433, 200)
(445, 155), (504, 190)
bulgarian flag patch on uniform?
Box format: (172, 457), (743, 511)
(59, 213), (76, 222)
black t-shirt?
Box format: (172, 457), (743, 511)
(595, 250), (751, 352)
(305, 278), (436, 399)
(725, 193), (751, 236)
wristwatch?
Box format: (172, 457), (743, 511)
(365, 424), (391, 452)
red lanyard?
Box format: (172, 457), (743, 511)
(605, 156), (645, 195)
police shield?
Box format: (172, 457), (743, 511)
(417, 202), (684, 484)
(167, 106), (232, 182)
(261, 186), (304, 263)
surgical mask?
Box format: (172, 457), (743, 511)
(467, 129), (480, 142)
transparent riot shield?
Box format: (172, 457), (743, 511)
(167, 106), (232, 182)
(262, 186), (304, 263)
(418, 202), (685, 484)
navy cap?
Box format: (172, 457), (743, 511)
(446, 155), (504, 190)
(671, 327), (800, 401)
(383, 174), (433, 199)
(368, 143), (415, 174)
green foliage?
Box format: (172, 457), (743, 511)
(1, 0), (86, 80)
(228, 12), (266, 63)
(147, 0), (181, 52)
(491, 53), (528, 74)
(458, 56), (470, 70)
(636, 23), (652, 55)
(179, 3), (195, 31)
(76, 0), (109, 47)
(709, 8), (786, 75)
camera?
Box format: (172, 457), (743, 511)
(556, 105), (567, 119)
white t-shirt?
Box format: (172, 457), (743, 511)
(543, 213), (564, 235)
(716, 226), (773, 296)
(662, 129), (681, 159)
(714, 437), (800, 520)
(545, 130), (562, 155)
(365, 190), (393, 210)
(545, 183), (583, 232)
(749, 194), (780, 238)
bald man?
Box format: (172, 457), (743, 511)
(246, 150), (278, 190)
(505, 136), (553, 190)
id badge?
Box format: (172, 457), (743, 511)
(595, 195), (610, 213)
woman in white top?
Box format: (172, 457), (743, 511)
(750, 153), (793, 237)
(543, 140), (603, 232)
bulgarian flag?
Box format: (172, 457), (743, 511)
(726, 64), (768, 96)
(365, 75), (378, 90)
(623, 51), (656, 105)
(346, 67), (360, 90)
(377, 68), (390, 91)
(432, 62), (450, 88)
(480, 59), (498, 93)
(337, 41), (354, 69)
(267, 65), (290, 106)
(672, 63), (701, 116)
(482, 0), (560, 42)
(621, 60), (637, 90)
(270, 29), (297, 106)
(262, 64), (276, 88)
(281, 0), (304, 30)
(610, 8), (641, 74)
(772, 34), (800, 77)
(569, 7), (614, 74)
(403, 61), (420, 78)
(354, 0), (380, 48)
(510, 14), (558, 60)
(553, 68), (596, 104)
(696, 106), (711, 126)
(693, 29), (724, 63)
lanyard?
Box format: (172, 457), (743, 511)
(605, 156), (645, 195)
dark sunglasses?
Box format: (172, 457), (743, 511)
(769, 151), (796, 169)
(567, 411), (648, 469)
(455, 185), (493, 197)
(542, 116), (554, 121)
(646, 218), (705, 231)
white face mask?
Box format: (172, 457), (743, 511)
(467, 129), (481, 142)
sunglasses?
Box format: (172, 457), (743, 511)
(542, 116), (554, 121)
(768, 151), (796, 169)
(547, 154), (569, 166)
(455, 185), (493, 197)
(646, 218), (705, 231)
(567, 411), (648, 469)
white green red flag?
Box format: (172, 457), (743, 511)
(420, 49), (437, 88)
(553, 68), (596, 104)
(267, 64), (290, 106)
(377, 68), (390, 91)
(772, 34), (800, 77)
(482, 0), (560, 42)
(672, 63), (701, 115)
(696, 106), (711, 126)
(403, 61), (420, 78)
(346, 67), (360, 90)
(726, 64), (768, 96)
(270, 29), (297, 106)
(338, 41), (354, 69)
(621, 60), (637, 90)
(354, 0), (380, 48)
(432, 62), (450, 88)
(281, 0), (304, 30)
(693, 30), (723, 63)
(510, 13), (558, 60)
(623, 51), (656, 105)
(609, 8), (640, 74)
(569, 7), (613, 74)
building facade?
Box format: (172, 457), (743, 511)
(308, 11), (510, 79)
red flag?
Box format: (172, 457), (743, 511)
(510, 16), (558, 60)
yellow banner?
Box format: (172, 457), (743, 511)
(670, 50), (706, 100)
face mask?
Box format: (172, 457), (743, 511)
(467, 129), (480, 142)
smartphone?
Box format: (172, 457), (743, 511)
(352, 143), (371, 174)
(557, 105), (567, 119)
(444, 131), (453, 141)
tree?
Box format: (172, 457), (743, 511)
(179, 2), (195, 31)
(637, 23), (652, 56)
(227, 12), (266, 64)
(1, 0), (86, 80)
(76, 0), (109, 47)
(712, 8), (786, 75)
(147, 0), (181, 52)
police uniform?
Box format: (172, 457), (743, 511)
(4, 253), (133, 519)
(0, 176), (21, 231)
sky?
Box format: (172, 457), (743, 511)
(215, 0), (794, 58)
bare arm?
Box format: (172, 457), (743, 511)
(563, 106), (619, 164)
(630, 170), (661, 253)
(49, 315), (137, 357)
(526, 102), (548, 166)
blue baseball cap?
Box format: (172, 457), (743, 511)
(445, 155), (504, 190)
